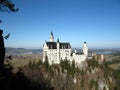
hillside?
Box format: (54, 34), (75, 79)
(2, 47), (120, 90)
(2, 53), (120, 90)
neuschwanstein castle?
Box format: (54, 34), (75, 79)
(43, 32), (88, 67)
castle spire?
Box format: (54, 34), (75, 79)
(51, 31), (53, 36)
(57, 38), (59, 43)
(50, 31), (54, 42)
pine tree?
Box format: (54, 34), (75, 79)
(60, 59), (64, 73)
(36, 59), (42, 66)
(95, 80), (98, 90)
(28, 60), (32, 68)
(71, 60), (75, 77)
(90, 79), (94, 90)
(44, 56), (49, 70)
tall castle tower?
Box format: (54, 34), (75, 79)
(82, 42), (88, 57)
(57, 38), (60, 62)
(50, 31), (54, 42)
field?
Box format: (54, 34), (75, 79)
(4, 53), (120, 72)
(109, 63), (120, 70)
(5, 54), (43, 69)
(105, 54), (120, 70)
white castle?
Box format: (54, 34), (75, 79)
(43, 32), (88, 67)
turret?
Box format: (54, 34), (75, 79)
(75, 48), (77, 53)
(43, 41), (48, 62)
(50, 31), (54, 42)
(57, 38), (60, 50)
(82, 42), (88, 57)
(57, 38), (60, 62)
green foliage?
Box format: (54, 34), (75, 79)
(87, 57), (99, 69)
(114, 85), (120, 90)
(60, 59), (78, 77)
(0, 0), (18, 12)
(64, 58), (70, 70)
(60, 58), (70, 73)
(36, 59), (42, 66)
(71, 60), (75, 77)
(80, 77), (84, 88)
(48, 66), (54, 77)
(28, 60), (32, 68)
(103, 86), (107, 90)
(60, 59), (64, 73)
(32, 60), (36, 67)
(0, 0), (18, 23)
(95, 80), (98, 90)
(28, 60), (40, 69)
(10, 54), (120, 90)
(89, 78), (98, 90)
(81, 69), (85, 76)
(90, 79), (94, 90)
(44, 56), (49, 70)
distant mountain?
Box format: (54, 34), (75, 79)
(88, 48), (120, 55)
(72, 48), (120, 55)
(6, 47), (120, 55)
(5, 47), (42, 55)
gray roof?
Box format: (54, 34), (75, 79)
(46, 42), (71, 49)
(46, 42), (57, 49)
(76, 53), (84, 55)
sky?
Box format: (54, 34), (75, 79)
(0, 0), (120, 49)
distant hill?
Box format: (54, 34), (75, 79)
(6, 47), (42, 55)
(72, 48), (120, 55)
(6, 47), (120, 55)
(89, 48), (120, 55)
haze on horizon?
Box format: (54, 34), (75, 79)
(1, 0), (120, 49)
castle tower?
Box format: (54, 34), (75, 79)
(82, 42), (88, 57)
(43, 41), (48, 62)
(50, 31), (54, 42)
(57, 38), (60, 63)
(75, 48), (77, 53)
(101, 54), (104, 61)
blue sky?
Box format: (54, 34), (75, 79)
(0, 0), (120, 49)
